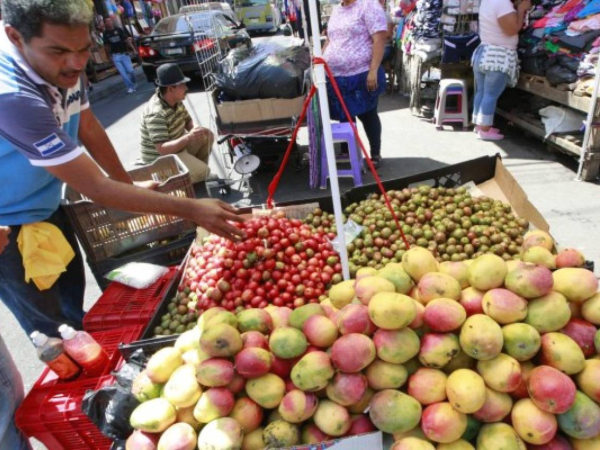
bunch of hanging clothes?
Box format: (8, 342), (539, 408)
(413, 0), (444, 39)
(397, 0), (444, 61)
(519, 0), (600, 89)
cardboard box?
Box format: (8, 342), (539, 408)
(473, 159), (550, 232)
(213, 90), (306, 125)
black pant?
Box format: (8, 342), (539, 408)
(341, 105), (382, 158)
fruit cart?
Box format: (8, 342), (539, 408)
(15, 152), (600, 449)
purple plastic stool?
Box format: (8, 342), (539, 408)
(320, 122), (363, 189)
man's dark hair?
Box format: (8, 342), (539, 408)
(159, 86), (169, 96)
(2, 0), (93, 42)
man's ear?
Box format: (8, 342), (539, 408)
(5, 25), (25, 52)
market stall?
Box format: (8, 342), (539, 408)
(395, 0), (600, 180)
(397, 0), (480, 115)
(14, 154), (600, 449)
(12, 0), (600, 448)
(495, 0), (600, 181)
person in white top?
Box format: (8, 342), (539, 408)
(472, 0), (530, 141)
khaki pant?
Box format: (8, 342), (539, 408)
(177, 130), (214, 183)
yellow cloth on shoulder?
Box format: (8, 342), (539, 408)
(17, 222), (75, 291)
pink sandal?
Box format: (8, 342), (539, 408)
(474, 125), (500, 134)
(478, 129), (504, 141)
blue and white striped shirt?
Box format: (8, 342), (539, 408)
(0, 24), (89, 225)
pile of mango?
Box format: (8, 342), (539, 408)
(124, 230), (600, 450)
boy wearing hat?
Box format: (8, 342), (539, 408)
(140, 63), (215, 183)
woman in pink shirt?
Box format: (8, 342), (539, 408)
(472, 0), (530, 140)
(323, 0), (388, 167)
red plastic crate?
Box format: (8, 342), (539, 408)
(17, 376), (115, 450)
(16, 326), (144, 450)
(83, 266), (178, 332)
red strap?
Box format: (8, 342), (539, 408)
(267, 84), (317, 209)
(266, 57), (410, 250)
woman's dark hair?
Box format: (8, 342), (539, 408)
(2, 0), (93, 42)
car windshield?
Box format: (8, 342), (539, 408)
(153, 13), (213, 35)
(236, 0), (269, 6)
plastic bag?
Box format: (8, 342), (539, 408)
(82, 352), (146, 444)
(214, 43), (310, 100)
(521, 54), (549, 76)
(328, 219), (364, 255)
(545, 64), (578, 85)
(104, 262), (168, 289)
(539, 105), (584, 137)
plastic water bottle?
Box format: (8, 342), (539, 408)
(31, 331), (81, 380)
(58, 325), (109, 376)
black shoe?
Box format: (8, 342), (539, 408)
(371, 156), (382, 169)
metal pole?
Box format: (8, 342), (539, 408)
(307, 0), (350, 280)
(576, 56), (600, 181)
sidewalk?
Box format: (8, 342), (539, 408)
(88, 66), (147, 103)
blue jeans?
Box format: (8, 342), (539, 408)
(112, 53), (137, 91)
(0, 208), (85, 338)
(472, 49), (510, 127)
(0, 335), (32, 450)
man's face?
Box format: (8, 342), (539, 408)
(105, 18), (114, 30)
(6, 23), (92, 89)
(172, 83), (188, 102)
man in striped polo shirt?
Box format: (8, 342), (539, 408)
(140, 63), (214, 183)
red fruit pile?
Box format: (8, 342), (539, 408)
(180, 217), (343, 314)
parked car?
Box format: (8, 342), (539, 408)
(179, 2), (238, 24)
(138, 10), (251, 83)
(234, 0), (282, 34)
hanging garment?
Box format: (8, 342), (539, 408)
(472, 44), (520, 87)
(441, 33), (481, 63)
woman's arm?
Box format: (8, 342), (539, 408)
(498, 0), (531, 36)
(367, 31), (387, 91)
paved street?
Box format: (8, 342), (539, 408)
(2, 32), (600, 449)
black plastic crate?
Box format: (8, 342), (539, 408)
(88, 231), (195, 291)
(118, 334), (178, 361)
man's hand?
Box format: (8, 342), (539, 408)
(192, 199), (245, 241)
(134, 180), (160, 190)
(188, 127), (210, 141)
(367, 69), (378, 92)
(0, 227), (10, 255)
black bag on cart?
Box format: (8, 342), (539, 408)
(546, 64), (578, 85)
(214, 43), (311, 100)
(82, 351), (147, 445)
(521, 53), (550, 76)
